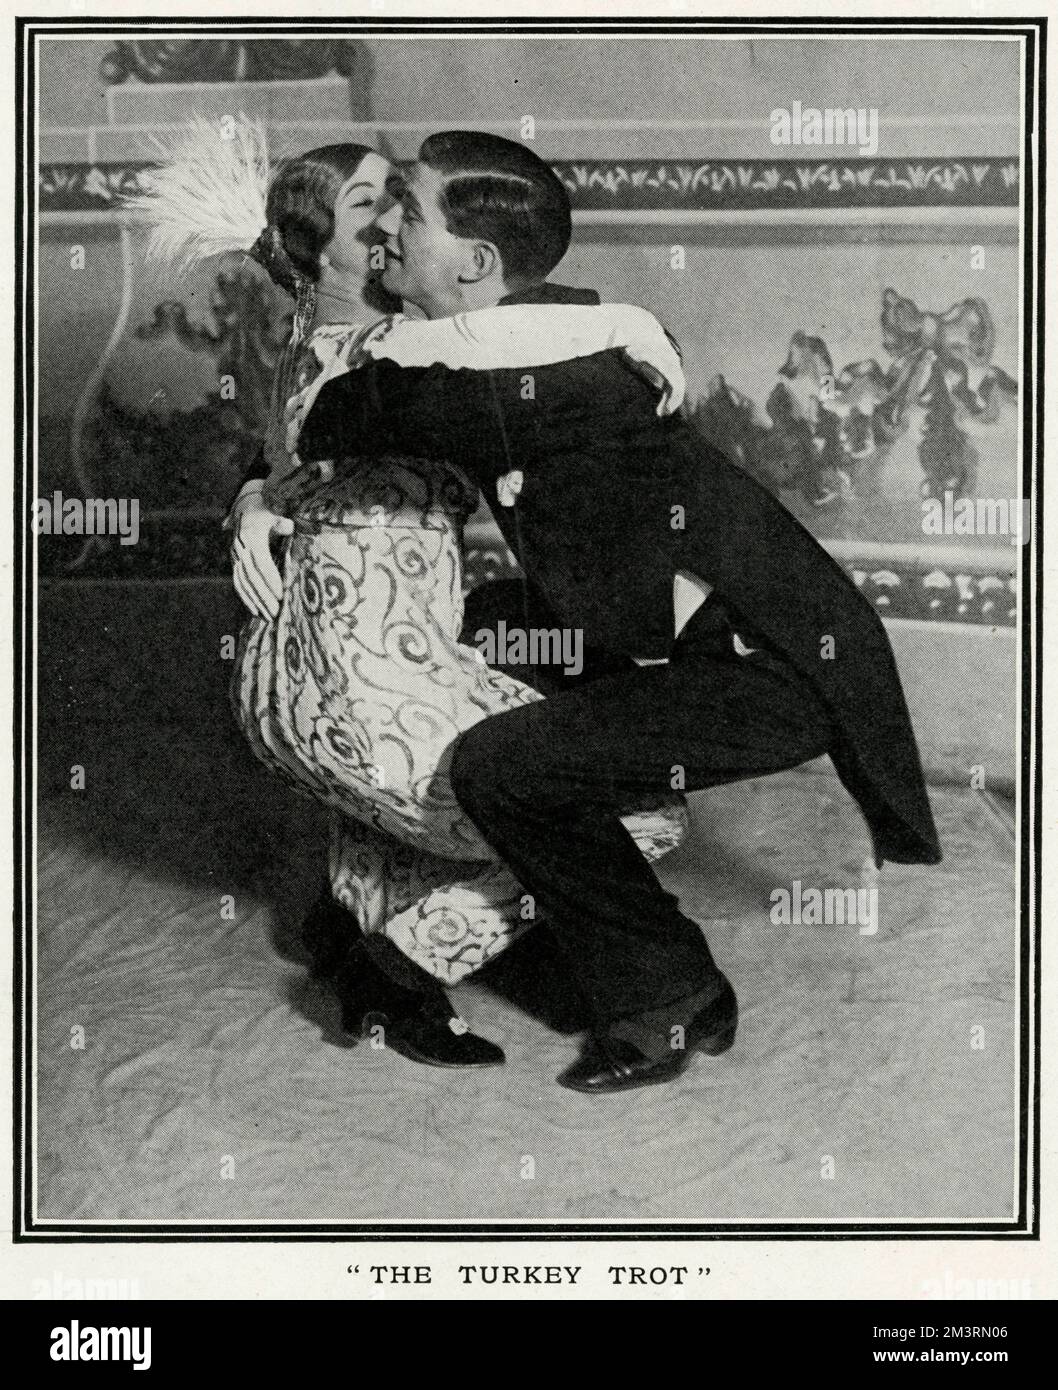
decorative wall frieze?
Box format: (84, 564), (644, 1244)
(39, 155), (1020, 216)
(558, 157), (1019, 210)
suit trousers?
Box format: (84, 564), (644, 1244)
(448, 592), (836, 1027)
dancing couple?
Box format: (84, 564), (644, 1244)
(137, 123), (939, 1094)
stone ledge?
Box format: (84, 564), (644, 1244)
(106, 75), (355, 129)
(35, 518), (1019, 629)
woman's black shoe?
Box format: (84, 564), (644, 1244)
(385, 1000), (506, 1069)
(331, 952), (505, 1067)
(331, 942), (432, 1037)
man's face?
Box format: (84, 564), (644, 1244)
(375, 162), (479, 318)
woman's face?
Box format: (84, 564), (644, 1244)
(323, 151), (393, 282)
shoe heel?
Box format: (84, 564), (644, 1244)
(698, 1022), (737, 1056)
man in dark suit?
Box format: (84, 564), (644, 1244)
(293, 130), (942, 1093)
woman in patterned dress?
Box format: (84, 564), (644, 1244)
(213, 141), (690, 1067)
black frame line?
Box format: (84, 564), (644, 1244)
(13, 13), (1045, 1243)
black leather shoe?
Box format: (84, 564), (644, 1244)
(331, 934), (448, 1035)
(385, 1004), (506, 1069)
(557, 976), (737, 1094)
(333, 959), (505, 1068)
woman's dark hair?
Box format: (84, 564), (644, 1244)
(250, 142), (375, 290)
(418, 130), (572, 286)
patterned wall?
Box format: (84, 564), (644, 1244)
(34, 36), (1023, 627)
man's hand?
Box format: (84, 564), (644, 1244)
(228, 488), (294, 621)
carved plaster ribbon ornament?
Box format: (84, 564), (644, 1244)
(877, 288), (1016, 416)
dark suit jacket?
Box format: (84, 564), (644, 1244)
(293, 283), (942, 870)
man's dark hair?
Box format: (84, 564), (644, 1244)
(418, 130), (572, 286)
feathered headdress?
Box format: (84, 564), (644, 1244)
(122, 112), (270, 272)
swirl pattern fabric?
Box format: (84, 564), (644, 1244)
(232, 323), (688, 983)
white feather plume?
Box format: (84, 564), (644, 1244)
(122, 113), (269, 271)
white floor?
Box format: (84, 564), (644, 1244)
(34, 723), (1018, 1224)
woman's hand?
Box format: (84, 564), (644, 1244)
(227, 487), (294, 622)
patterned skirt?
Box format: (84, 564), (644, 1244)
(233, 464), (687, 983)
